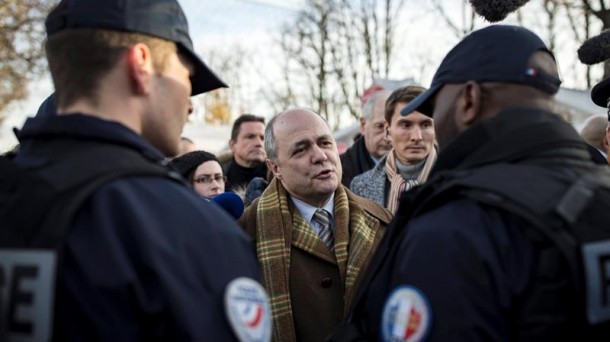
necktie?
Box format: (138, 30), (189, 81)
(313, 209), (334, 252)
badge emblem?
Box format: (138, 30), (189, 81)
(225, 277), (272, 342)
(381, 285), (431, 342)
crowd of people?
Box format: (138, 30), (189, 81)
(2, 0), (610, 341)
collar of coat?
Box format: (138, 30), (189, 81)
(253, 177), (391, 341)
(431, 107), (587, 174)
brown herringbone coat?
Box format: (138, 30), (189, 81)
(239, 178), (392, 342)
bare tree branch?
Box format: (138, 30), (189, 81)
(0, 0), (55, 125)
(431, 0), (463, 39)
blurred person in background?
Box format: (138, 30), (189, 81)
(340, 90), (392, 187)
(170, 150), (226, 198)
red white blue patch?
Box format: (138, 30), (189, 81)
(525, 67), (538, 76)
(225, 277), (272, 342)
(381, 285), (431, 342)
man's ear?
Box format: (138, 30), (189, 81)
(455, 81), (483, 129)
(126, 43), (155, 95)
(359, 117), (366, 135)
(604, 125), (610, 152)
(266, 159), (282, 180)
(384, 121), (390, 138)
(229, 139), (236, 152)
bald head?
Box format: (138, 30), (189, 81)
(265, 108), (331, 162)
(581, 115), (609, 151)
(264, 107), (342, 206)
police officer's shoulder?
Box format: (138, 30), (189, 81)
(89, 176), (248, 236)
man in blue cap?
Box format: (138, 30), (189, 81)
(2, 0), (270, 341)
(330, 25), (610, 341)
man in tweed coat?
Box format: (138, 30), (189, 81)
(351, 86), (437, 214)
(239, 108), (392, 342)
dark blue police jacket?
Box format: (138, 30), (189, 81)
(15, 114), (261, 341)
(342, 108), (609, 342)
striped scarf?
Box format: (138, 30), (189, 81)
(254, 178), (380, 341)
(384, 147), (437, 213)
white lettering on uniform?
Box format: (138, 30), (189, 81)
(0, 250), (56, 342)
(582, 240), (610, 325)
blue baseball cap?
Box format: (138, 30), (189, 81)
(45, 0), (227, 96)
(401, 25), (561, 117)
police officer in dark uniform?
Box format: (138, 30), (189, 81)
(5, 0), (270, 340)
(331, 25), (610, 342)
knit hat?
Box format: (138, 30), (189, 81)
(169, 150), (220, 178)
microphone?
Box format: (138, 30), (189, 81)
(244, 177), (268, 206)
(210, 192), (244, 219)
(578, 30), (610, 65)
(469, 0), (531, 22)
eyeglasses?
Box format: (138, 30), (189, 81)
(193, 175), (227, 184)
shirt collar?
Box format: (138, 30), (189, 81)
(291, 193), (335, 223)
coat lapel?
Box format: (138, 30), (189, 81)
(254, 179), (387, 340)
(254, 179), (296, 342)
(334, 186), (382, 312)
(291, 212), (337, 264)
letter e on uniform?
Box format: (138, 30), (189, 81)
(0, 250), (55, 342)
(583, 240), (610, 325)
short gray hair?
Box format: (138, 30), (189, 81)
(264, 114), (280, 163)
(361, 90), (391, 120)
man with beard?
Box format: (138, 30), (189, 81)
(331, 25), (610, 341)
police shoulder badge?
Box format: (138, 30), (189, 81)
(381, 285), (431, 342)
(224, 277), (272, 342)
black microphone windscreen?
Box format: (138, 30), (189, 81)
(469, 0), (531, 22)
(578, 30), (610, 65)
(210, 192), (244, 219)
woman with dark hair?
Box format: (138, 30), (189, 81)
(170, 150), (226, 198)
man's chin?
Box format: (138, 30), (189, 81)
(375, 150), (391, 158)
(399, 152), (427, 164)
(406, 156), (425, 164)
(249, 154), (267, 162)
(314, 179), (339, 193)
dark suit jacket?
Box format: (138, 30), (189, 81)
(339, 137), (375, 187)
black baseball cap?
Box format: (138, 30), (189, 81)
(401, 25), (562, 117)
(45, 0), (227, 96)
(591, 78), (610, 109)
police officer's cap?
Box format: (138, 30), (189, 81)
(45, 0), (227, 96)
(591, 78), (610, 109)
(401, 25), (562, 117)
